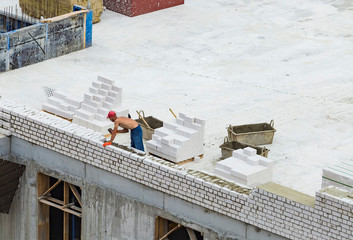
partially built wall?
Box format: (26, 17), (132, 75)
(0, 97), (353, 240)
(0, 7), (92, 72)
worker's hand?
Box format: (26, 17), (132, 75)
(103, 141), (112, 147)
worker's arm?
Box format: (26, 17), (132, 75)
(117, 128), (128, 133)
(109, 120), (119, 143)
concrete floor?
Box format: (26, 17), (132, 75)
(1, 0), (353, 196)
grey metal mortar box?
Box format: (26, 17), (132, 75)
(219, 137), (269, 159)
(227, 120), (276, 146)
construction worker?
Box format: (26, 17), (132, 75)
(103, 111), (145, 151)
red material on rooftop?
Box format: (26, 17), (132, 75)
(103, 0), (184, 17)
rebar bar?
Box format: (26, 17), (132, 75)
(0, 1), (67, 33)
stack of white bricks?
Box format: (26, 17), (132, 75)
(215, 147), (274, 187)
(1, 97), (353, 240)
(322, 160), (353, 192)
(42, 75), (129, 133)
(72, 75), (128, 133)
(145, 113), (205, 163)
(42, 90), (82, 119)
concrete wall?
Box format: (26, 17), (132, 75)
(0, 7), (92, 72)
(0, 136), (285, 240)
(0, 35), (6, 71)
(1, 97), (353, 240)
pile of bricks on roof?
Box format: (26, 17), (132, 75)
(42, 75), (128, 133)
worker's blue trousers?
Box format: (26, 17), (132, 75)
(130, 125), (144, 151)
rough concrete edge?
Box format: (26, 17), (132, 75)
(319, 186), (353, 204)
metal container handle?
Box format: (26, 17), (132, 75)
(137, 110), (145, 119)
(227, 125), (235, 134)
(224, 136), (229, 143)
(270, 120), (274, 127)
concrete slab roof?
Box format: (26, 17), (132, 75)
(1, 0), (353, 196)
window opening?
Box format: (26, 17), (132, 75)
(38, 174), (81, 240)
(155, 216), (203, 240)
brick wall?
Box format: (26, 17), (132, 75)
(1, 97), (352, 240)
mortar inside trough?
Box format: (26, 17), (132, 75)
(136, 116), (163, 129)
(229, 122), (274, 134)
(135, 116), (163, 140)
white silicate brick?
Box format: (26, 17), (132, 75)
(161, 135), (175, 145)
(175, 126), (197, 138)
(243, 147), (256, 156)
(74, 109), (95, 120)
(97, 107), (110, 116)
(81, 103), (97, 113)
(91, 80), (102, 89)
(98, 89), (108, 97)
(194, 117), (206, 126)
(103, 102), (113, 109)
(65, 96), (82, 108)
(152, 135), (161, 142)
(154, 128), (175, 137)
(47, 97), (63, 107)
(101, 82), (112, 91)
(232, 149), (248, 160)
(163, 121), (179, 131)
(89, 87), (99, 94)
(112, 85), (122, 92)
(176, 118), (184, 125)
(182, 115), (194, 123)
(53, 90), (67, 100)
(97, 75), (114, 85)
(84, 93), (94, 101)
(108, 91), (119, 98)
(93, 95), (106, 102)
(115, 108), (129, 117)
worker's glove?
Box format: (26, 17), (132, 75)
(103, 141), (112, 147)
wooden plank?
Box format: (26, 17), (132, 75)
(176, 158), (194, 165)
(69, 184), (82, 207)
(41, 179), (61, 197)
(42, 110), (72, 122)
(41, 10), (89, 23)
(37, 173), (50, 240)
(83, 11), (86, 48)
(42, 197), (82, 212)
(155, 217), (169, 240)
(63, 182), (69, 240)
(154, 217), (159, 240)
(38, 199), (82, 218)
(158, 224), (181, 240)
(186, 228), (198, 240)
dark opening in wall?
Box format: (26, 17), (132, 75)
(155, 216), (203, 240)
(38, 173), (82, 240)
(0, 6), (36, 33)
